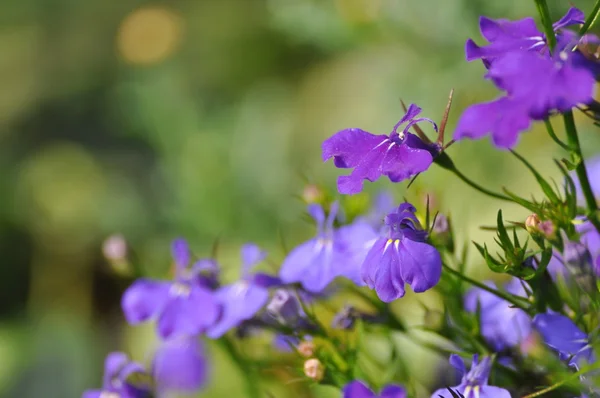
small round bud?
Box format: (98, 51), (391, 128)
(102, 234), (127, 262)
(303, 358), (324, 381)
(297, 341), (315, 358)
(302, 184), (324, 204)
(538, 220), (555, 239)
(525, 214), (541, 233)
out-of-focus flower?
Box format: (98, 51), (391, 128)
(153, 337), (208, 394)
(303, 358), (325, 381)
(121, 239), (220, 339)
(102, 234), (128, 262)
(266, 289), (313, 329)
(279, 202), (377, 292)
(361, 203), (442, 302)
(207, 244), (277, 338)
(465, 278), (532, 351)
(343, 380), (407, 398)
(82, 352), (151, 398)
(431, 355), (510, 398)
(533, 313), (594, 369)
(322, 104), (439, 194)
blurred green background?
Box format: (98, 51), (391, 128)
(1, 0), (600, 397)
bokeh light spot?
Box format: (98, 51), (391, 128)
(117, 6), (183, 65)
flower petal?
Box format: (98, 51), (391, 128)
(241, 243), (267, 275)
(279, 239), (337, 293)
(121, 279), (170, 324)
(157, 286), (219, 339)
(533, 313), (589, 358)
(342, 380), (376, 398)
(398, 239), (441, 293)
(102, 352), (129, 388)
(380, 384), (407, 398)
(153, 337), (208, 393)
(553, 7), (585, 30)
(322, 128), (386, 167)
(171, 238), (191, 269)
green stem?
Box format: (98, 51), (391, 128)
(442, 263), (533, 314)
(447, 166), (513, 202)
(543, 119), (570, 151)
(534, 0), (556, 51)
(563, 111), (600, 234)
(219, 336), (261, 398)
(521, 361), (600, 398)
(579, 0), (600, 36)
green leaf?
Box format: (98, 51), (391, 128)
(511, 150), (560, 203)
(502, 188), (539, 212)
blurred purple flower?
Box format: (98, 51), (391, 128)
(533, 313), (594, 369)
(322, 104), (439, 194)
(466, 8), (584, 64)
(431, 355), (510, 398)
(153, 337), (208, 394)
(279, 203), (378, 292)
(207, 244), (277, 338)
(361, 202), (441, 302)
(82, 352), (151, 398)
(121, 238), (220, 339)
(465, 279), (532, 351)
(343, 380), (406, 398)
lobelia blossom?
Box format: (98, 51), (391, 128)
(153, 336), (208, 394)
(533, 313), (595, 369)
(431, 355), (510, 398)
(343, 380), (407, 398)
(322, 104), (439, 194)
(361, 202), (442, 302)
(207, 244), (279, 338)
(279, 202), (378, 292)
(83, 352), (152, 398)
(455, 8), (598, 149)
(464, 278), (532, 351)
(465, 7), (584, 65)
(121, 238), (220, 339)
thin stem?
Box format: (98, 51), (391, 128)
(543, 119), (571, 151)
(448, 166), (513, 202)
(521, 361), (600, 398)
(219, 336), (261, 398)
(534, 0), (556, 51)
(442, 263), (533, 314)
(563, 111), (600, 234)
(579, 0), (600, 36)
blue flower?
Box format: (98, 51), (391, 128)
(83, 352), (151, 398)
(431, 355), (511, 398)
(361, 202), (442, 302)
(279, 202), (378, 292)
(153, 336), (208, 394)
(464, 278), (532, 351)
(323, 104), (439, 194)
(533, 313), (594, 369)
(343, 380), (406, 398)
(121, 238), (220, 339)
(207, 244), (278, 338)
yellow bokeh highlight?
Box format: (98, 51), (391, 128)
(335, 0), (381, 24)
(117, 6), (183, 65)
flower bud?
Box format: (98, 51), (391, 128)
(297, 340), (315, 358)
(525, 214), (541, 233)
(538, 220), (555, 239)
(303, 358), (324, 381)
(302, 184), (324, 204)
(103, 234), (127, 262)
(267, 289), (305, 327)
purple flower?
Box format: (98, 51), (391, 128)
(466, 8), (584, 64)
(279, 203), (378, 292)
(207, 244), (274, 338)
(83, 352), (151, 398)
(153, 336), (208, 393)
(431, 355), (510, 398)
(322, 104), (439, 194)
(361, 202), (442, 302)
(121, 239), (220, 339)
(343, 380), (407, 398)
(533, 313), (594, 369)
(465, 279), (532, 351)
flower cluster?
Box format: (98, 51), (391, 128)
(85, 2), (600, 398)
